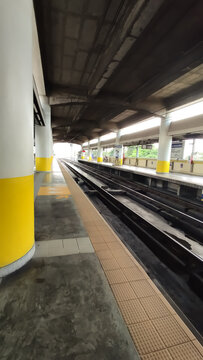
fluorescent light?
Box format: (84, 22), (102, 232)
(170, 100), (203, 122)
(83, 142), (88, 146)
(90, 138), (98, 144)
(100, 132), (116, 141)
(120, 117), (161, 136)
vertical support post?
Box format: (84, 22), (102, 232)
(35, 97), (53, 171)
(97, 138), (103, 162)
(156, 114), (172, 173)
(88, 142), (92, 161)
(0, 0), (35, 276)
(81, 146), (85, 160)
(114, 130), (123, 166)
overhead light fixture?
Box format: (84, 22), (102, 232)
(170, 99), (203, 122)
(120, 117), (161, 136)
(90, 138), (98, 144)
(100, 132), (116, 141)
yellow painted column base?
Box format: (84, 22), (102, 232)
(97, 157), (103, 162)
(0, 175), (34, 267)
(156, 160), (170, 173)
(36, 157), (52, 171)
(81, 156), (85, 159)
(88, 157), (92, 161)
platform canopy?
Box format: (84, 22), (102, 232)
(34, 0), (203, 144)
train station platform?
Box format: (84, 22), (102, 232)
(79, 159), (203, 201)
(0, 158), (202, 359)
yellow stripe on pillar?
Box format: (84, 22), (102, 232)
(97, 157), (103, 162)
(36, 157), (52, 171)
(0, 175), (34, 267)
(156, 160), (170, 173)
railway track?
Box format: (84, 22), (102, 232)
(62, 159), (203, 297)
(64, 159), (203, 242)
(78, 159), (203, 220)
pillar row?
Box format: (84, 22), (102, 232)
(35, 97), (53, 172)
(156, 114), (172, 173)
(0, 0), (35, 276)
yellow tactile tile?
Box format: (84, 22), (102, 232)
(111, 283), (137, 302)
(38, 185), (70, 197)
(105, 269), (127, 284)
(130, 280), (156, 298)
(152, 316), (190, 347)
(118, 299), (148, 324)
(193, 340), (203, 356)
(116, 255), (136, 268)
(104, 234), (118, 243)
(173, 314), (196, 340)
(111, 248), (128, 259)
(107, 242), (124, 251)
(89, 234), (105, 243)
(168, 342), (203, 360)
(141, 349), (173, 360)
(140, 295), (171, 320)
(96, 250), (114, 260)
(122, 267), (146, 281)
(128, 321), (165, 355)
(93, 243), (109, 251)
(99, 257), (120, 270)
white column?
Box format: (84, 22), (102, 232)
(97, 138), (103, 162)
(81, 146), (85, 159)
(114, 130), (123, 166)
(0, 0), (35, 276)
(35, 97), (53, 171)
(156, 114), (172, 173)
(88, 142), (92, 161)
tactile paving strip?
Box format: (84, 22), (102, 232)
(128, 321), (165, 355)
(105, 269), (127, 284)
(168, 342), (203, 360)
(140, 296), (171, 320)
(111, 283), (136, 302)
(122, 266), (146, 281)
(60, 163), (203, 360)
(141, 349), (173, 360)
(130, 280), (156, 298)
(118, 299), (149, 324)
(152, 316), (190, 347)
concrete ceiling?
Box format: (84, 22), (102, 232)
(34, 0), (203, 144)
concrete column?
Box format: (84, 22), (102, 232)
(156, 114), (172, 173)
(136, 146), (139, 158)
(114, 130), (123, 166)
(35, 97), (53, 171)
(97, 138), (103, 162)
(81, 147), (85, 160)
(88, 142), (92, 161)
(0, 0), (35, 276)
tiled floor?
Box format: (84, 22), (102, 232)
(0, 159), (139, 360)
(60, 160), (203, 360)
(34, 237), (94, 257)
